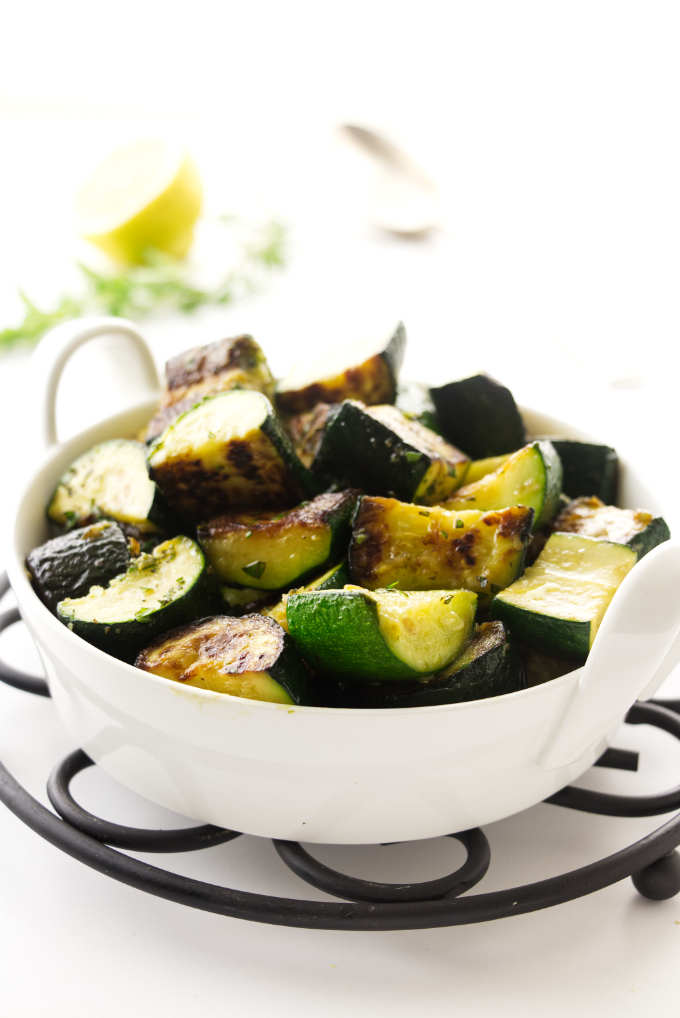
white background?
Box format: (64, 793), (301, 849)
(1, 2), (679, 1014)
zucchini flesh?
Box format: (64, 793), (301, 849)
(547, 440), (618, 503)
(315, 400), (469, 504)
(443, 441), (563, 530)
(145, 335), (275, 442)
(26, 521), (131, 612)
(48, 439), (164, 533)
(323, 621), (524, 707)
(464, 453), (511, 485)
(197, 490), (358, 590)
(554, 496), (670, 560)
(57, 536), (210, 661)
(136, 614), (309, 705)
(491, 532), (636, 659)
(286, 586), (477, 681)
(430, 374), (526, 458)
(275, 322), (406, 415)
(263, 561), (350, 631)
(349, 496), (533, 596)
(147, 390), (313, 519)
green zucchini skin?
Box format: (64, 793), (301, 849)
(395, 381), (441, 433)
(429, 374), (526, 458)
(26, 521), (131, 612)
(286, 587), (477, 682)
(275, 322), (406, 415)
(57, 536), (215, 662)
(145, 335), (276, 441)
(47, 439), (167, 534)
(553, 496), (670, 560)
(261, 561), (351, 631)
(147, 390), (316, 520)
(547, 440), (619, 503)
(197, 490), (358, 591)
(314, 400), (469, 504)
(320, 622), (525, 707)
(135, 614), (311, 705)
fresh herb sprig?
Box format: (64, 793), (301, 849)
(0, 220), (286, 355)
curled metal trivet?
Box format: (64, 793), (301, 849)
(1, 573), (679, 931)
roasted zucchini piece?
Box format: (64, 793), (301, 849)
(48, 439), (166, 533)
(197, 490), (358, 591)
(26, 521), (131, 612)
(57, 536), (211, 661)
(430, 373), (526, 458)
(286, 586), (477, 681)
(145, 334), (275, 442)
(349, 496), (533, 596)
(275, 322), (406, 414)
(491, 532), (636, 659)
(322, 621), (524, 707)
(554, 496), (670, 560)
(546, 440), (618, 503)
(395, 381), (440, 432)
(220, 585), (276, 615)
(262, 561), (350, 631)
(463, 453), (511, 485)
(314, 400), (469, 504)
(443, 441), (563, 530)
(136, 614), (310, 705)
(285, 402), (336, 469)
(147, 390), (314, 519)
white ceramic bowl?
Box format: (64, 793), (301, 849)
(6, 318), (680, 844)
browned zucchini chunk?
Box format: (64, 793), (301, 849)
(147, 390), (314, 520)
(198, 490), (358, 590)
(314, 400), (469, 503)
(145, 334), (275, 441)
(553, 496), (670, 560)
(285, 402), (336, 469)
(135, 614), (310, 705)
(275, 322), (406, 414)
(349, 496), (533, 596)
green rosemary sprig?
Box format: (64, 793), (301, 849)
(0, 219), (286, 354)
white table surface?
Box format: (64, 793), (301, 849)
(2, 8), (680, 1009)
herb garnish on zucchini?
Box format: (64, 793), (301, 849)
(197, 490), (358, 590)
(136, 614), (310, 705)
(147, 390), (314, 519)
(275, 322), (406, 415)
(315, 400), (469, 503)
(491, 532), (636, 659)
(57, 535), (211, 660)
(48, 439), (165, 533)
(349, 496), (533, 596)
(286, 586), (477, 681)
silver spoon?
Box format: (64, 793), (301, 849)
(340, 123), (440, 238)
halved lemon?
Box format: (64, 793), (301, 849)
(75, 140), (203, 264)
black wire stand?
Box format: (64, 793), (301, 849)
(1, 571), (679, 931)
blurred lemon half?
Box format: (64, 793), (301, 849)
(76, 140), (203, 264)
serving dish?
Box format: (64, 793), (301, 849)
(6, 317), (680, 844)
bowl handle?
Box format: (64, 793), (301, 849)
(31, 316), (161, 450)
(540, 540), (680, 770)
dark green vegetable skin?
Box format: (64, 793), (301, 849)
(313, 400), (458, 500)
(430, 374), (526, 458)
(628, 517), (671, 559)
(57, 544), (217, 663)
(317, 622), (525, 707)
(26, 522), (131, 612)
(548, 440), (619, 503)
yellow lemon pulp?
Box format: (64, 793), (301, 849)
(76, 140), (203, 264)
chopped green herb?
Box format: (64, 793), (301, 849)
(455, 519), (465, 529)
(242, 560), (267, 580)
(404, 451), (422, 464)
(353, 532), (368, 545)
(385, 581), (400, 590)
(418, 510), (431, 517)
(245, 530), (253, 539)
